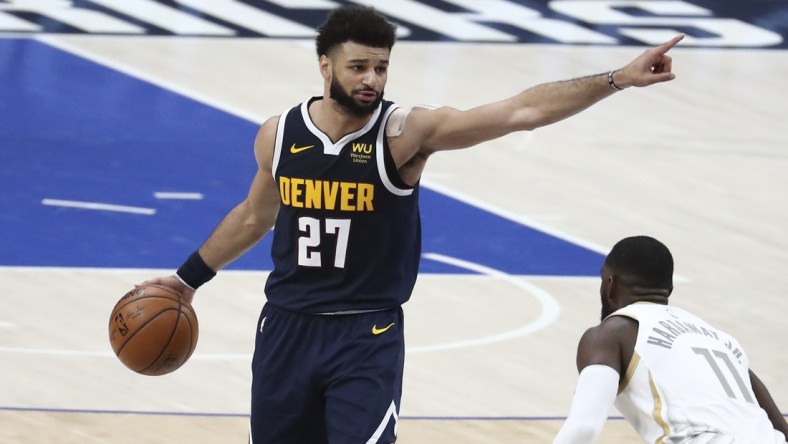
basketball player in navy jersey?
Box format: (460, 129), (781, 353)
(554, 236), (788, 443)
(142, 5), (684, 443)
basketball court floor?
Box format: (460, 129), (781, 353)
(1, 1), (787, 442)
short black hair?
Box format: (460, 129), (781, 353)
(604, 236), (674, 289)
(315, 5), (397, 57)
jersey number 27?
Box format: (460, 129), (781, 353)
(298, 217), (350, 268)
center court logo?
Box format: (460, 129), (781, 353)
(0, 0), (784, 48)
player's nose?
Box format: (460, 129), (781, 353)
(362, 70), (381, 88)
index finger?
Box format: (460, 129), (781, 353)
(657, 33), (685, 53)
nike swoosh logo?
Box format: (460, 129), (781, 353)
(290, 143), (315, 154)
(372, 323), (395, 335)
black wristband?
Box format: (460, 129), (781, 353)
(176, 251), (216, 290)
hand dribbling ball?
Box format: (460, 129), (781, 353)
(108, 284), (199, 376)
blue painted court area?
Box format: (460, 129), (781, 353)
(0, 38), (603, 275)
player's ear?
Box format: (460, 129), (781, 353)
(606, 274), (620, 303)
(319, 55), (331, 81)
(601, 272), (613, 298)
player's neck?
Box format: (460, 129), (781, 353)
(628, 294), (669, 305)
(309, 97), (373, 143)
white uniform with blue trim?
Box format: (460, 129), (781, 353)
(611, 303), (785, 443)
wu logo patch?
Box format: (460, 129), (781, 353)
(350, 143), (373, 164)
(352, 143), (373, 154)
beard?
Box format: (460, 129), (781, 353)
(329, 76), (384, 118)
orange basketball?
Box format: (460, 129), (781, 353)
(108, 284), (198, 376)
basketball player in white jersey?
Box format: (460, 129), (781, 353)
(554, 236), (788, 443)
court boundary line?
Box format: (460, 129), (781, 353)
(0, 258), (565, 358)
(2, 406), (784, 421)
(0, 265), (597, 279)
(420, 179), (608, 254)
(410, 253), (560, 353)
(0, 405), (631, 421)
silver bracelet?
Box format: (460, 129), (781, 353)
(607, 70), (623, 91)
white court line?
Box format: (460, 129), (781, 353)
(407, 252), (561, 353)
(0, 348), (112, 358)
(417, 182), (690, 283)
(420, 179), (609, 255)
(41, 198), (156, 215)
(0, 346), (249, 361)
(35, 35), (263, 124)
(154, 192), (204, 200)
(0, 256), (560, 358)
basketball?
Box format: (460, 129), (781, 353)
(108, 284), (199, 376)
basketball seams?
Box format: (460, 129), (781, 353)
(109, 285), (199, 376)
(111, 295), (182, 317)
(139, 304), (182, 374)
(144, 284), (181, 298)
(174, 312), (199, 369)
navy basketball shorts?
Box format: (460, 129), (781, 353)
(250, 303), (405, 444)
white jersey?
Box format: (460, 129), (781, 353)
(611, 303), (785, 444)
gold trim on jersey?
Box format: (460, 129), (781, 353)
(618, 352), (640, 394)
(649, 372), (671, 444)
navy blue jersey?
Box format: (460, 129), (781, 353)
(264, 98), (421, 313)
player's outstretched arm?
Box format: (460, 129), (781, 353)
(750, 370), (788, 437)
(506, 33), (683, 131)
(509, 33), (683, 127)
(411, 34), (683, 153)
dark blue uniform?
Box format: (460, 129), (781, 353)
(265, 97), (420, 314)
(251, 98), (420, 443)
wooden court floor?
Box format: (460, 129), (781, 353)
(2, 31), (788, 443)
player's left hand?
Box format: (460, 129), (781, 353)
(614, 34), (684, 88)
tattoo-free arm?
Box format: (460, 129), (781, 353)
(197, 117), (281, 271)
(139, 118), (281, 302)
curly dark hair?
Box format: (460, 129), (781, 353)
(315, 5), (397, 57)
